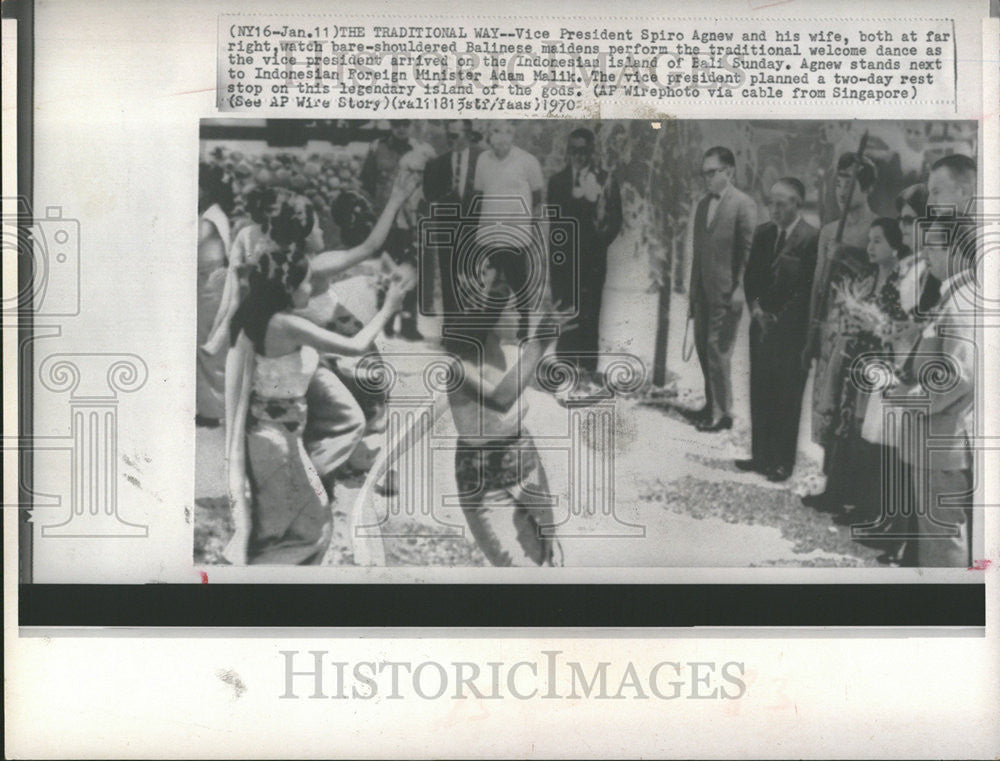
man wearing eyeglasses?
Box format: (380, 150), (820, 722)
(688, 146), (757, 432)
(423, 119), (484, 325)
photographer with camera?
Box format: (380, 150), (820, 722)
(423, 119), (484, 329)
(877, 155), (978, 567)
(361, 119), (432, 341)
(546, 127), (622, 399)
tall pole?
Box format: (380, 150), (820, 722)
(652, 269), (671, 387)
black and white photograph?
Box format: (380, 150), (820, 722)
(7, 1), (998, 758)
(194, 117), (981, 569)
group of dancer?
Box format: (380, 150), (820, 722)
(197, 118), (978, 569)
(197, 157), (423, 564)
(687, 141), (978, 567)
(196, 120), (610, 567)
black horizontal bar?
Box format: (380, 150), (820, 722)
(19, 584), (983, 628)
(199, 121), (389, 145)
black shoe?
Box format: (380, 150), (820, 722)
(854, 517), (904, 536)
(766, 465), (791, 482)
(690, 404), (712, 420)
(833, 509), (864, 526)
(735, 459), (763, 473)
(399, 327), (424, 342)
(195, 414), (220, 429)
(876, 548), (904, 567)
(696, 415), (733, 432)
(801, 492), (830, 509)
(801, 492), (843, 514)
(384, 322), (396, 338)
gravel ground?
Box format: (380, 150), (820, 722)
(194, 296), (882, 568)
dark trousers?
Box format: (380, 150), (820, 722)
(748, 319), (807, 471)
(551, 262), (606, 374)
(692, 288), (742, 420)
(493, 247), (533, 338)
(431, 242), (462, 340)
(901, 465), (973, 567)
(850, 454), (972, 567)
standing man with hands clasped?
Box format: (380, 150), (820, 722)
(688, 146), (757, 432)
(737, 177), (819, 482)
(547, 127), (622, 398)
(422, 119), (483, 332)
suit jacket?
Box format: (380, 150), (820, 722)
(890, 275), (975, 470)
(743, 217), (819, 328)
(360, 135), (416, 210)
(422, 144), (483, 217)
(690, 185), (757, 306)
(546, 165), (623, 264)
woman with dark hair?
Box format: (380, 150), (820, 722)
(440, 255), (573, 566)
(813, 217), (910, 520)
(204, 175), (414, 356)
(223, 205), (414, 565)
(895, 183), (928, 246)
(196, 163), (236, 426)
(203, 168), (422, 495)
(204, 185), (283, 355)
(894, 183), (941, 317)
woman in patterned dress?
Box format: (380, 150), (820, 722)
(223, 202), (414, 565)
(814, 218), (910, 519)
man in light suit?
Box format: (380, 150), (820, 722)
(422, 119), (483, 329)
(881, 156), (978, 567)
(737, 178), (818, 481)
(688, 146), (757, 432)
(886, 223), (976, 567)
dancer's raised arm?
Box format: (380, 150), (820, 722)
(455, 307), (574, 412)
(310, 164), (422, 277)
(275, 276), (414, 356)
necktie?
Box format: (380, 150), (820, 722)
(774, 227), (787, 256)
(705, 193), (720, 226)
(452, 153), (465, 195)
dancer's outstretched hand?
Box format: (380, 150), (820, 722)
(531, 301), (576, 341)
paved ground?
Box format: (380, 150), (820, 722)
(194, 295), (884, 568)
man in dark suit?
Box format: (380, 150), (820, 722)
(361, 119), (423, 340)
(547, 127), (622, 393)
(689, 146), (757, 431)
(422, 119), (483, 326)
(736, 178), (818, 481)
